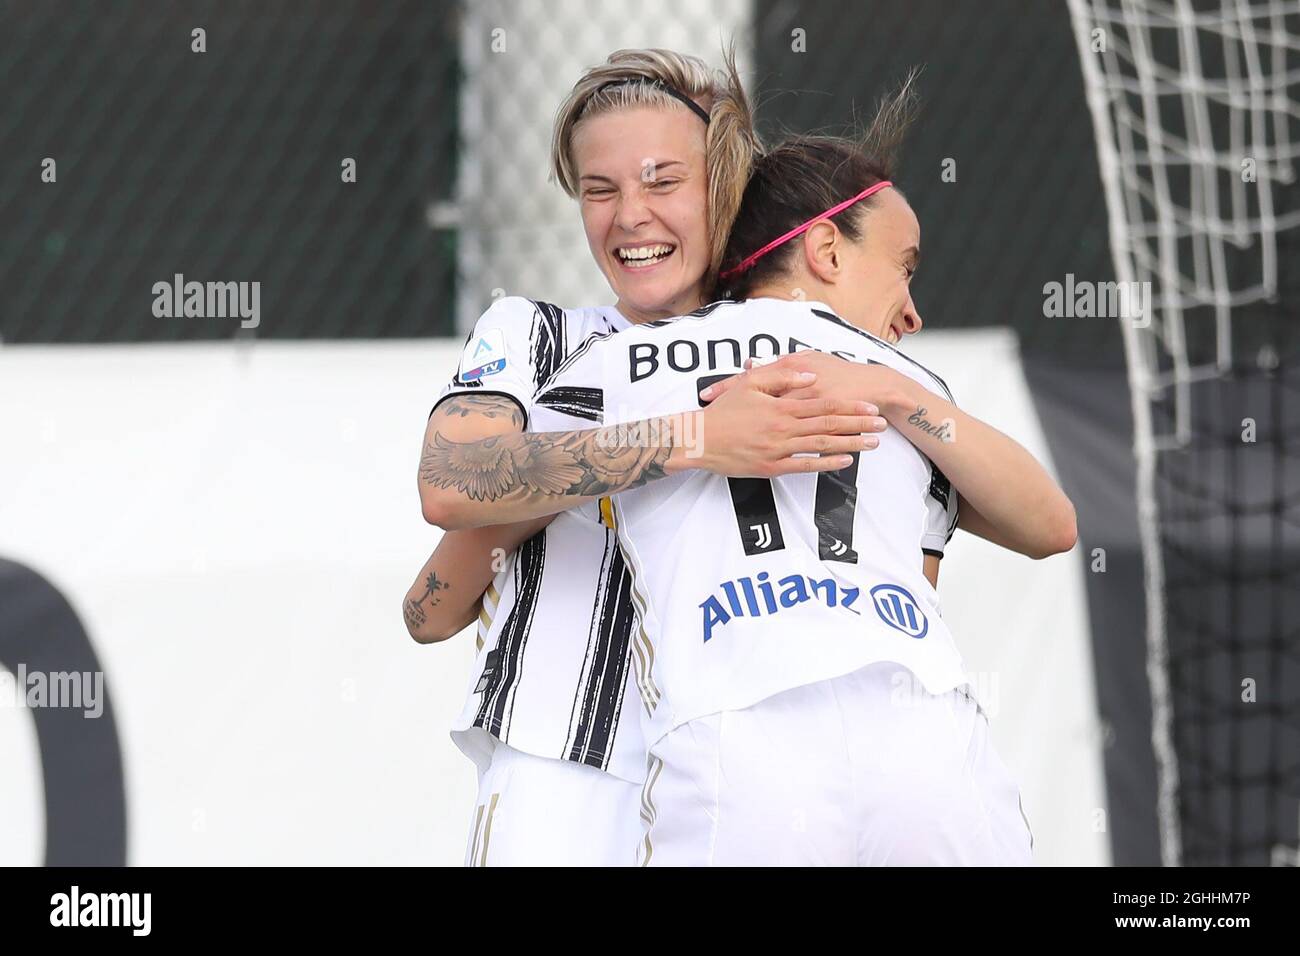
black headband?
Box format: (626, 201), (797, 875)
(594, 78), (711, 125)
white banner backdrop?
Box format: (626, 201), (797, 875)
(0, 330), (1108, 865)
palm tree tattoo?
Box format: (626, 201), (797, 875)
(404, 571), (450, 631)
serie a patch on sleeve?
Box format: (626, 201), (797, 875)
(459, 328), (508, 381)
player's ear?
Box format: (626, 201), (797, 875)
(802, 220), (841, 283)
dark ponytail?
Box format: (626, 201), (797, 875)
(717, 71), (921, 300)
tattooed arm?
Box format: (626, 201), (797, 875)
(703, 352), (1078, 560)
(875, 373), (1076, 559)
(418, 389), (669, 530)
(403, 517), (554, 644)
(406, 391), (553, 640)
(419, 366), (885, 531)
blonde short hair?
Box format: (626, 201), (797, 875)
(551, 47), (760, 291)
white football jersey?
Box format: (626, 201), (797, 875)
(433, 297), (647, 785)
(530, 297), (969, 748)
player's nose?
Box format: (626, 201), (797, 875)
(902, 293), (923, 335)
(613, 189), (653, 232)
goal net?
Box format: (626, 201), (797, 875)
(1068, 0), (1300, 865)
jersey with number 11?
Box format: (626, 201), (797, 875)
(529, 297), (970, 748)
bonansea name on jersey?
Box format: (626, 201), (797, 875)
(434, 298), (647, 785)
(532, 298), (968, 747)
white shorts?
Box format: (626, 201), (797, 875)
(464, 742), (642, 867)
(637, 662), (1034, 866)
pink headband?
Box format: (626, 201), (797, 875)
(719, 180), (893, 282)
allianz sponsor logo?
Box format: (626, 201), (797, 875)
(870, 583), (929, 639)
(700, 572), (861, 642)
(701, 576), (932, 643)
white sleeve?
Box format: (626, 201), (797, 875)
(431, 297), (543, 423)
(530, 343), (621, 533)
(913, 378), (959, 558)
(529, 332), (617, 433)
(921, 460), (958, 557)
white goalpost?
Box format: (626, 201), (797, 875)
(1067, 0), (1300, 865)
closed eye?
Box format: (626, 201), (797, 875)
(902, 245), (920, 280)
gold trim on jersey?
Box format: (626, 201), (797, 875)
(635, 623), (660, 711)
(624, 574), (661, 710)
(475, 792), (501, 867)
(476, 582), (501, 653)
(611, 498), (661, 713)
(629, 634), (654, 717)
(638, 755), (664, 867)
(598, 495), (661, 716)
(468, 802), (486, 866)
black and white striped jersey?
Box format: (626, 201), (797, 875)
(529, 297), (969, 749)
(432, 297), (646, 785)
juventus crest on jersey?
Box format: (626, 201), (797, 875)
(530, 297), (971, 749)
(434, 297), (647, 785)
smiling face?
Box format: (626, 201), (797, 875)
(571, 106), (710, 324)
